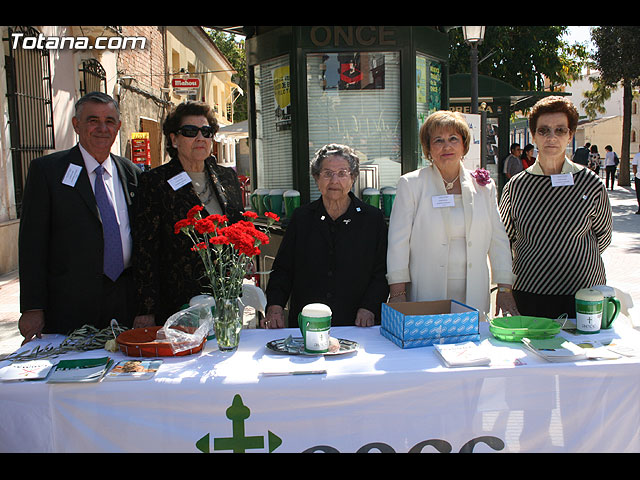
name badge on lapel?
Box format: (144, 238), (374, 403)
(550, 173), (574, 187)
(167, 171), (192, 191)
(432, 194), (455, 208)
(62, 164), (83, 187)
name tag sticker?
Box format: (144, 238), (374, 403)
(432, 194), (455, 208)
(167, 172), (192, 191)
(62, 164), (83, 187)
(550, 173), (574, 187)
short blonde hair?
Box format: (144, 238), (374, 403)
(419, 110), (471, 160)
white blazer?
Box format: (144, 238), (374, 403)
(386, 164), (514, 316)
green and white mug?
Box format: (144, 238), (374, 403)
(298, 303), (331, 353)
(590, 285), (621, 329)
(381, 187), (396, 217)
(264, 189), (285, 216)
(250, 188), (270, 216)
(283, 190), (300, 218)
(362, 188), (380, 209)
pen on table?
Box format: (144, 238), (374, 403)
(260, 370), (327, 376)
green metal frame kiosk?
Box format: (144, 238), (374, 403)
(244, 26), (451, 205)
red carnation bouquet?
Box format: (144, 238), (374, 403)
(174, 205), (279, 301)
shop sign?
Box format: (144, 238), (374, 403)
(309, 26), (397, 48)
(172, 78), (200, 89)
(172, 78), (200, 96)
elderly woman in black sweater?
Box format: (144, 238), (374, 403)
(262, 144), (389, 328)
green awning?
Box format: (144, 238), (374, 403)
(449, 73), (570, 112)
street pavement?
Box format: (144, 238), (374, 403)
(1, 184), (639, 359)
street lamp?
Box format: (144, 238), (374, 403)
(463, 26), (485, 114)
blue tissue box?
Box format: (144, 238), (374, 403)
(381, 300), (479, 349)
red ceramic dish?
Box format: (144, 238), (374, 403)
(116, 326), (206, 357)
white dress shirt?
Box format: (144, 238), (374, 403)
(79, 144), (132, 269)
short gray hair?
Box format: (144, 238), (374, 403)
(310, 144), (360, 178)
(75, 91), (120, 119)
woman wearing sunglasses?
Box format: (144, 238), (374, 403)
(499, 96), (612, 319)
(132, 101), (245, 327)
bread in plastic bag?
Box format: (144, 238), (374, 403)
(161, 301), (214, 354)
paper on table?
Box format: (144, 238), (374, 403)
(259, 354), (327, 376)
(0, 359), (55, 381)
(572, 339), (622, 360)
(601, 338), (640, 358)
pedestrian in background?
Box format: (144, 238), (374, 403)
(572, 142), (590, 166)
(588, 144), (601, 176)
(504, 143), (523, 180)
(632, 150), (640, 214)
(604, 145), (617, 190)
(521, 143), (536, 169)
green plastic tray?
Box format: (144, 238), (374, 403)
(489, 316), (562, 342)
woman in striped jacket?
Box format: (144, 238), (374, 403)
(499, 96), (612, 319)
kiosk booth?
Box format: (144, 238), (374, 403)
(241, 26), (452, 292)
(244, 25), (451, 204)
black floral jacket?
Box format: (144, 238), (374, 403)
(132, 156), (244, 324)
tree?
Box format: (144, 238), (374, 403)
(580, 74), (612, 120)
(448, 26), (588, 92)
(590, 26), (640, 186)
(205, 28), (248, 123)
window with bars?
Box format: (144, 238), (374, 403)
(4, 26), (55, 215)
(79, 58), (107, 95)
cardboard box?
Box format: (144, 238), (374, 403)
(381, 300), (479, 349)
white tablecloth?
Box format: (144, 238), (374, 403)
(2, 322), (640, 453)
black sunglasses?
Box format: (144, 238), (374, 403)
(176, 125), (215, 138)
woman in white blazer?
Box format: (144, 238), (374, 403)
(386, 111), (519, 317)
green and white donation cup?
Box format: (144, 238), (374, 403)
(264, 189), (285, 216)
(298, 303), (331, 353)
(250, 188), (270, 216)
(575, 288), (604, 334)
(362, 188), (380, 209)
(381, 187), (396, 217)
(283, 190), (300, 218)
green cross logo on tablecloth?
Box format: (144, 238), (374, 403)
(196, 394), (282, 453)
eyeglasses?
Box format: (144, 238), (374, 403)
(319, 169), (351, 180)
(176, 125), (215, 138)
(535, 126), (571, 138)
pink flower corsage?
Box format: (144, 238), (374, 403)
(470, 168), (491, 186)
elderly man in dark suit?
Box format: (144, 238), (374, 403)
(18, 92), (141, 344)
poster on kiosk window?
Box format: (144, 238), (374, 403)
(462, 113), (482, 172)
(131, 132), (151, 171)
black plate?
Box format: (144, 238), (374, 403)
(265, 336), (358, 356)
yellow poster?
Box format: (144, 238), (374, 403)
(416, 56), (427, 104)
(272, 65), (291, 131)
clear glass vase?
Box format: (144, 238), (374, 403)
(214, 298), (243, 352)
